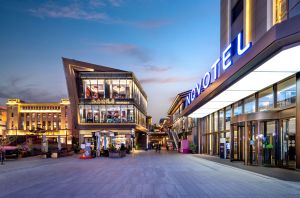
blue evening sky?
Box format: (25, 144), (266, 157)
(0, 0), (220, 123)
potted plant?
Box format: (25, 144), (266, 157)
(108, 144), (120, 158)
(189, 143), (197, 154)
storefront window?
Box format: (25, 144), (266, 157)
(79, 105), (139, 124)
(225, 106), (231, 130)
(219, 110), (224, 131)
(258, 87), (274, 111)
(82, 79), (133, 100)
(277, 77), (296, 108)
(244, 95), (256, 114)
(234, 101), (243, 116)
(214, 112), (218, 132)
(209, 114), (213, 133)
(93, 105), (100, 123)
(86, 105), (93, 123)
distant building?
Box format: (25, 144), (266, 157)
(6, 98), (72, 146)
(0, 106), (7, 136)
(63, 58), (148, 148)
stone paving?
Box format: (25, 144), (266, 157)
(1, 150), (300, 198)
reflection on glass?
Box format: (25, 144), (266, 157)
(225, 106), (231, 130)
(219, 110), (224, 131)
(244, 95), (255, 114)
(277, 77), (296, 108)
(258, 87), (273, 111)
(234, 101), (243, 116)
(214, 112), (218, 132)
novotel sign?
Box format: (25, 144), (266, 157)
(186, 32), (252, 106)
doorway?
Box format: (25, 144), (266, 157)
(281, 118), (296, 169)
(231, 122), (244, 161)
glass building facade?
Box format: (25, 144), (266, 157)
(181, 0), (300, 170)
(63, 58), (148, 148)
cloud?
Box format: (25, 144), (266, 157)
(96, 43), (151, 62)
(89, 0), (106, 8)
(108, 0), (123, 7)
(29, 3), (108, 21)
(0, 76), (66, 104)
(134, 20), (171, 29)
(140, 65), (172, 72)
(28, 2), (170, 29)
(140, 76), (199, 84)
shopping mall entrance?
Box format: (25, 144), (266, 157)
(231, 116), (296, 169)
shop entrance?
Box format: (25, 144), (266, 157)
(247, 121), (258, 165)
(231, 122), (244, 161)
(280, 118), (296, 169)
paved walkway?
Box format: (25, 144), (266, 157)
(0, 150), (300, 198)
(194, 154), (300, 182)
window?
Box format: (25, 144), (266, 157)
(274, 0), (288, 24)
(277, 77), (296, 108)
(225, 106), (231, 130)
(214, 112), (218, 132)
(258, 87), (274, 111)
(289, 0), (300, 18)
(219, 110), (224, 131)
(232, 0), (243, 23)
(244, 95), (256, 114)
(234, 101), (243, 116)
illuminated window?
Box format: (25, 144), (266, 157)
(273, 0), (287, 24)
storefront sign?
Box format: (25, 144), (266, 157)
(186, 32), (252, 106)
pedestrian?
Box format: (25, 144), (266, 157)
(158, 144), (161, 153)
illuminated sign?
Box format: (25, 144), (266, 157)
(186, 32), (252, 106)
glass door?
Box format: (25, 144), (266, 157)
(261, 121), (278, 166)
(281, 118), (296, 169)
(248, 121), (258, 165)
(231, 123), (244, 161)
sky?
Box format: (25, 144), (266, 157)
(0, 0), (220, 123)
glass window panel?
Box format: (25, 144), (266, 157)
(112, 80), (120, 99)
(93, 105), (100, 123)
(86, 105), (93, 123)
(97, 80), (105, 99)
(99, 105), (106, 123)
(127, 80), (132, 98)
(79, 105), (85, 123)
(234, 101), (243, 116)
(225, 106), (231, 130)
(219, 110), (224, 131)
(277, 77), (296, 108)
(119, 80), (127, 99)
(244, 95), (256, 114)
(214, 112), (218, 132)
(258, 87), (274, 111)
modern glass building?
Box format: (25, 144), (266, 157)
(183, 0), (300, 169)
(63, 58), (148, 148)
